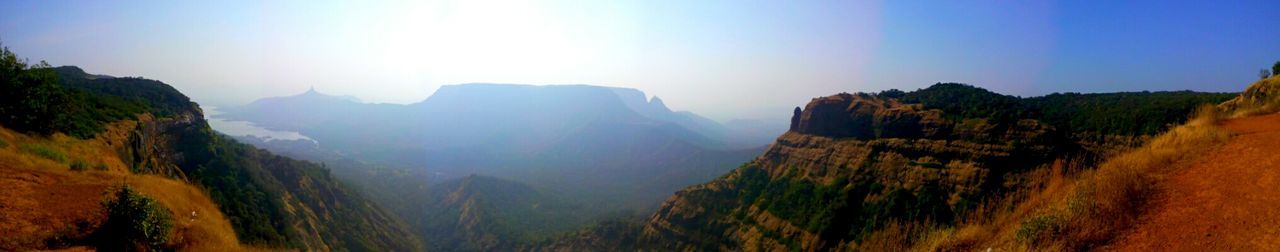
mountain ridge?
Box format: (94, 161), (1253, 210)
(0, 53), (423, 250)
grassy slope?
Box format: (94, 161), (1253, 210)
(0, 120), (252, 251)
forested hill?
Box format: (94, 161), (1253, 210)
(890, 83), (1236, 137)
(0, 46), (423, 251)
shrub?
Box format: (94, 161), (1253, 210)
(1016, 214), (1062, 246)
(98, 185), (173, 251)
(0, 138), (8, 148)
(20, 143), (66, 163)
(70, 159), (89, 171)
(95, 162), (108, 171)
(1272, 61), (1280, 79)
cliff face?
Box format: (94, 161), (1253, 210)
(639, 91), (1067, 251)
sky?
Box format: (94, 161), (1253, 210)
(2, 0), (1279, 121)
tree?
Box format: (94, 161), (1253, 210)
(1273, 61), (1280, 79)
(1263, 68), (1273, 80)
(0, 44), (70, 135)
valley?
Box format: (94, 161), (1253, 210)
(2, 2), (1277, 251)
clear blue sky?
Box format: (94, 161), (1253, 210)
(2, 0), (1278, 121)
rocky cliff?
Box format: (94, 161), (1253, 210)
(639, 90), (1068, 250)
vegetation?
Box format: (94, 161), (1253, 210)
(731, 165), (954, 243)
(0, 44), (162, 139)
(1027, 91), (1236, 136)
(1270, 61), (1280, 79)
(906, 105), (1231, 250)
(0, 45), (421, 250)
(173, 127), (422, 250)
(98, 185), (175, 251)
(899, 83), (1033, 123)
(70, 159), (89, 171)
(900, 83), (1235, 137)
(19, 143), (67, 163)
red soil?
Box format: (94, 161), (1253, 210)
(1109, 113), (1280, 250)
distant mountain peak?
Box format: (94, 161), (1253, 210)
(649, 96), (667, 109)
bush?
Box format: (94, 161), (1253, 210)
(1272, 61), (1279, 79)
(71, 159), (89, 171)
(1016, 214), (1062, 246)
(0, 138), (8, 148)
(20, 143), (66, 163)
(95, 162), (108, 171)
(98, 185), (173, 251)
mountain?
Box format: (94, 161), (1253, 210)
(540, 83), (1235, 251)
(220, 83), (764, 248)
(0, 47), (423, 251)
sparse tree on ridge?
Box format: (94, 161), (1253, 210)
(1273, 61), (1280, 78)
(1262, 68), (1272, 80)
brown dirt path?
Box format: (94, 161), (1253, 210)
(1109, 113), (1280, 250)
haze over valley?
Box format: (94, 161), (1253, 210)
(2, 1), (1280, 251)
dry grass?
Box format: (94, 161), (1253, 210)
(904, 104), (1232, 251)
(1223, 75), (1280, 118)
(0, 123), (252, 251)
(127, 176), (250, 251)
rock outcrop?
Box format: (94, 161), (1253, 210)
(1221, 76), (1280, 115)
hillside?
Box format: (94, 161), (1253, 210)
(541, 83), (1235, 251)
(0, 121), (243, 251)
(411, 175), (591, 251)
(0, 47), (423, 251)
(220, 83), (764, 249)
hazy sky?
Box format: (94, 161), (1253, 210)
(2, 0), (1278, 121)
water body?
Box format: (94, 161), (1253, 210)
(205, 106), (317, 143)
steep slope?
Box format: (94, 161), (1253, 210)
(0, 122), (242, 251)
(0, 51), (423, 251)
(63, 71), (423, 251)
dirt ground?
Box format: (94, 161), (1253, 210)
(1108, 113), (1280, 250)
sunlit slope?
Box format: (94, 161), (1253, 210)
(0, 121), (245, 251)
(912, 76), (1280, 251)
